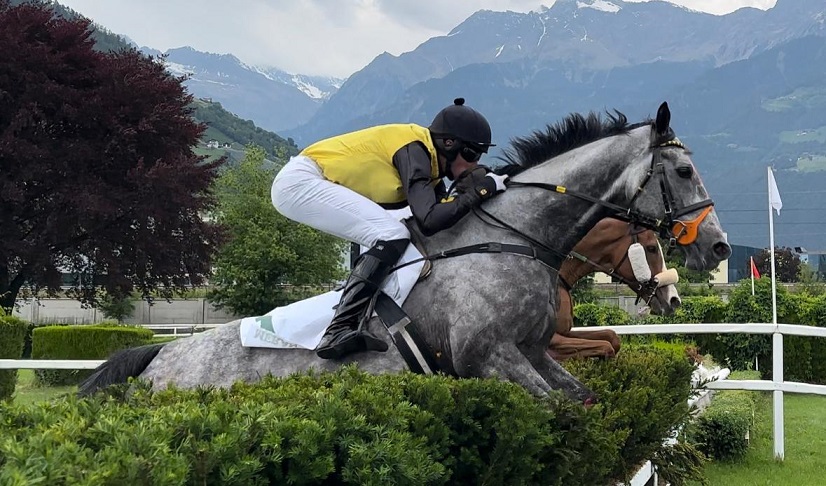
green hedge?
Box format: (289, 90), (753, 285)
(0, 346), (703, 485)
(688, 370), (761, 461)
(0, 316), (28, 402)
(577, 279), (826, 384)
(573, 302), (630, 327)
(31, 325), (153, 386)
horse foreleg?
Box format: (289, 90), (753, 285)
(470, 342), (555, 397)
(547, 334), (616, 361)
(519, 345), (597, 404)
(565, 328), (621, 353)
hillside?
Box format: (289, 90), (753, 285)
(26, 0), (299, 164)
(190, 99), (299, 162)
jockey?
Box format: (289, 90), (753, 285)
(271, 98), (509, 359)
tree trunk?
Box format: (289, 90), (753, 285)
(0, 270), (25, 313)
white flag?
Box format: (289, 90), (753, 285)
(768, 167), (783, 215)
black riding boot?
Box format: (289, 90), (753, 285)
(316, 238), (409, 359)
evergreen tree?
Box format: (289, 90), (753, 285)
(208, 146), (345, 316)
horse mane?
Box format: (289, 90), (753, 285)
(495, 110), (651, 176)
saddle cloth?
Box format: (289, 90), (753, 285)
(239, 208), (427, 349)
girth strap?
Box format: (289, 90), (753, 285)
(374, 293), (441, 375)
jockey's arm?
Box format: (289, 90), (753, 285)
(393, 142), (480, 236)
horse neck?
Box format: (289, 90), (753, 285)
(559, 256), (593, 289)
(505, 127), (651, 269)
(560, 228), (629, 289)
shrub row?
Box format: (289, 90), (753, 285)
(688, 370), (762, 461)
(32, 325), (154, 386)
(0, 345), (703, 485)
(0, 315), (28, 402)
(573, 278), (826, 383)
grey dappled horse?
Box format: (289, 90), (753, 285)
(80, 103), (731, 403)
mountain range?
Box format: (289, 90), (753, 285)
(45, 0), (826, 252)
(140, 46), (344, 133)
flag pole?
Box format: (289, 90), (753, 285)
(768, 166), (784, 461)
(751, 256), (756, 296)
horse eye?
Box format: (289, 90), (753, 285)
(676, 166), (693, 178)
(646, 246), (658, 254)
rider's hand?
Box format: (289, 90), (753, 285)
(455, 166), (507, 201)
(485, 172), (509, 193)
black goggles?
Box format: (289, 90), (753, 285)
(460, 143), (486, 162)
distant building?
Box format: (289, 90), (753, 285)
(727, 243), (762, 282)
(794, 247), (826, 278)
(206, 140), (220, 149)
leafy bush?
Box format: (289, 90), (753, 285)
(573, 303), (630, 327)
(0, 346), (703, 485)
(0, 315), (28, 401)
(31, 325), (153, 386)
(96, 293), (136, 323)
(688, 370), (761, 461)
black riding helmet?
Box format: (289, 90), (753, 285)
(429, 98), (495, 178)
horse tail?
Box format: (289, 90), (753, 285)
(77, 343), (165, 397)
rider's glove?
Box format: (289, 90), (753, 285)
(455, 166), (508, 202)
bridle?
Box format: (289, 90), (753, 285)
(504, 130), (715, 249)
(563, 224), (665, 306)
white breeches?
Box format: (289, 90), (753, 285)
(271, 155), (419, 301)
(271, 155), (410, 248)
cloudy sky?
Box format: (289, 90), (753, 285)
(59, 0), (778, 78)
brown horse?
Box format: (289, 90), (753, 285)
(549, 218), (680, 361)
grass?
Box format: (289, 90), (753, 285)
(795, 155), (826, 173)
(698, 393), (826, 485)
(779, 126), (826, 144)
(13, 369), (76, 406)
(762, 86), (826, 112)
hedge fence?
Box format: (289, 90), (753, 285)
(0, 315), (28, 402)
(0, 344), (705, 485)
(31, 325), (154, 386)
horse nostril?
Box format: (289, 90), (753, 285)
(671, 297), (682, 308)
(713, 242), (732, 260)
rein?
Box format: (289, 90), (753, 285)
(391, 132), (711, 302)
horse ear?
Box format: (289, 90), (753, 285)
(654, 102), (671, 136)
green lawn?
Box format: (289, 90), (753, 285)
(762, 86), (826, 112)
(13, 369), (76, 406)
(699, 393), (826, 485)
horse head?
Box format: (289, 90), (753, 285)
(568, 218), (681, 316)
(621, 102), (732, 271)
(618, 224), (681, 315)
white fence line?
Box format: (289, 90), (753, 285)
(142, 323), (224, 338)
(1, 359), (105, 370)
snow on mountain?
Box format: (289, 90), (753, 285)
(576, 1), (621, 13)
